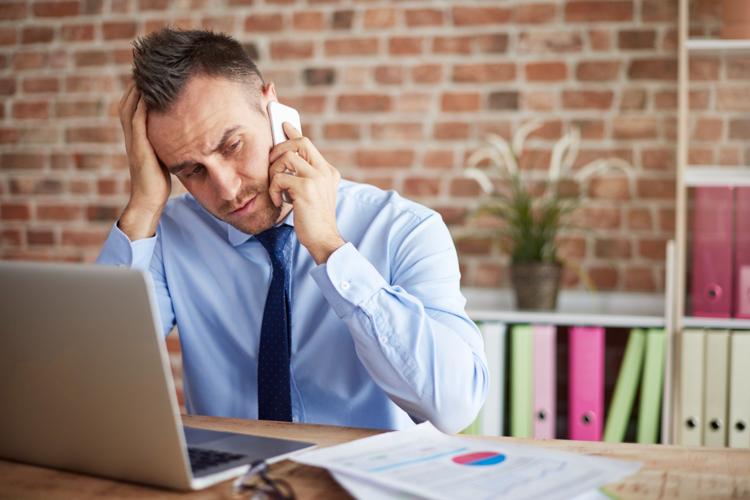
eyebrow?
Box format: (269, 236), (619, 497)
(167, 125), (242, 175)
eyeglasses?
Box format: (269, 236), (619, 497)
(233, 460), (296, 500)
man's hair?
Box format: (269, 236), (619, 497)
(132, 28), (264, 113)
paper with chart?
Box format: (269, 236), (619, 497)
(293, 423), (640, 500)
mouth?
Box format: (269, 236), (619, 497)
(227, 195), (258, 217)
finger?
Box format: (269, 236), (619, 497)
(121, 87), (141, 138)
(268, 172), (302, 207)
(283, 121), (302, 140)
(119, 81), (136, 112)
(131, 96), (148, 145)
(269, 150), (316, 178)
(269, 136), (326, 168)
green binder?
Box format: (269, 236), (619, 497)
(511, 325), (534, 438)
(637, 328), (666, 443)
(603, 328), (646, 442)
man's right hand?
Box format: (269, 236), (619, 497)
(118, 81), (171, 241)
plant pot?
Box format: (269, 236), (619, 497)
(510, 262), (563, 311)
(722, 0), (750, 39)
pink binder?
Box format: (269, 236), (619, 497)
(691, 187), (733, 317)
(569, 326), (605, 441)
(533, 325), (556, 439)
(735, 187), (750, 318)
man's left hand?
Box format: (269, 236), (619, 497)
(268, 122), (345, 265)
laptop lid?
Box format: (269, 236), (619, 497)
(0, 261), (200, 489)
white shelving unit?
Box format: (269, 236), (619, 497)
(685, 38), (750, 51)
(682, 316), (750, 330)
(685, 166), (750, 187)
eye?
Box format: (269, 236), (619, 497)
(185, 164), (205, 178)
(225, 140), (241, 155)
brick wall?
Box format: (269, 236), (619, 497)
(0, 0), (742, 293)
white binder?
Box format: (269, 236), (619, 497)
(729, 331), (750, 448)
(704, 330), (730, 447)
(479, 322), (506, 436)
(679, 329), (705, 446)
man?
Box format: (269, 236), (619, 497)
(97, 28), (487, 433)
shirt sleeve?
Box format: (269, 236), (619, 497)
(309, 213), (489, 434)
(96, 222), (176, 336)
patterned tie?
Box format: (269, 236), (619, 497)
(254, 224), (294, 422)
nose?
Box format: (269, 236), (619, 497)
(209, 162), (241, 201)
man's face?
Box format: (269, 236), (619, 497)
(147, 75), (281, 235)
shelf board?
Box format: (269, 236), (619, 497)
(684, 165), (750, 187)
(682, 316), (750, 330)
(463, 288), (665, 328)
(686, 38), (750, 51)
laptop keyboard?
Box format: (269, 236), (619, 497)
(188, 447), (246, 472)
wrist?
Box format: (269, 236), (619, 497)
(119, 200), (165, 241)
(308, 235), (346, 265)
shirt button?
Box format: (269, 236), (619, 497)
(379, 335), (388, 344)
(340, 280), (351, 290)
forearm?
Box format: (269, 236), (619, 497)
(118, 200), (165, 241)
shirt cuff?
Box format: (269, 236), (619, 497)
(96, 221), (158, 272)
(309, 242), (388, 319)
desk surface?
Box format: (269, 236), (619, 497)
(1, 415), (749, 499)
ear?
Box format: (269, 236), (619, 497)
(261, 82), (277, 107)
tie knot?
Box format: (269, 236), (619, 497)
(255, 224), (294, 266)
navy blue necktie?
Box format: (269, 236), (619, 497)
(255, 225), (294, 422)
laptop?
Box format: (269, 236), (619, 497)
(0, 261), (315, 490)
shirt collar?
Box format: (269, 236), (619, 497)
(226, 208), (295, 247)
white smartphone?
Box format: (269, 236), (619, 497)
(267, 101), (302, 204)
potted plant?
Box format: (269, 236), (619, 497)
(465, 121), (632, 310)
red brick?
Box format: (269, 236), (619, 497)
(450, 178), (482, 197)
(270, 41), (313, 60)
(432, 36), (472, 54)
(389, 37), (422, 55)
(434, 122), (470, 140)
(102, 21), (136, 40)
(412, 64), (442, 84)
(356, 150), (414, 168)
(688, 148), (713, 165)
(618, 29), (656, 49)
(565, 1), (632, 22)
(27, 230), (55, 246)
(730, 119), (750, 139)
(331, 9), (353, 30)
(62, 229), (108, 246)
(0, 2), (27, 20)
(61, 24), (95, 41)
(522, 91), (555, 111)
(1, 153), (46, 170)
(21, 26), (54, 44)
(588, 176), (631, 200)
(403, 176), (441, 197)
(441, 92), (480, 112)
(558, 236), (587, 260)
(589, 29), (612, 50)
(433, 205), (467, 225)
(588, 266), (619, 290)
(371, 123), (422, 140)
(641, 148), (675, 170)
(659, 208), (675, 232)
(323, 123), (360, 140)
(201, 16), (235, 33)
(374, 65), (404, 84)
(575, 206), (621, 229)
(515, 3), (557, 23)
(727, 55), (750, 79)
(476, 34), (509, 53)
(33, 1), (79, 17)
(292, 11), (325, 31)
(424, 149), (455, 169)
(627, 208), (653, 230)
(518, 31), (583, 53)
(624, 267), (656, 292)
(13, 51), (46, 70)
(1, 229), (23, 246)
(363, 8), (396, 29)
(65, 75), (115, 92)
(628, 58), (677, 80)
(452, 63), (515, 83)
(642, 0), (677, 22)
(22, 77), (58, 93)
(576, 61), (620, 81)
(325, 38), (378, 56)
(595, 238), (631, 258)
(573, 119), (606, 139)
(638, 237), (668, 260)
(86, 204), (120, 222)
(74, 50), (109, 67)
(453, 6), (511, 25)
(692, 118), (723, 141)
(337, 94), (391, 112)
(562, 90), (613, 109)
(689, 57), (720, 80)
(612, 117), (658, 139)
(37, 204), (82, 221)
(0, 27), (16, 45)
(9, 177), (63, 194)
(65, 127), (120, 143)
(12, 102), (49, 119)
(620, 89), (647, 110)
(55, 100), (102, 117)
(717, 88), (750, 112)
(637, 178), (675, 199)
(1, 203), (31, 220)
(525, 62), (567, 81)
(405, 8), (443, 27)
(244, 13), (283, 32)
(456, 237), (493, 255)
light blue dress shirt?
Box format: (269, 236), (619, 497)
(97, 180), (488, 433)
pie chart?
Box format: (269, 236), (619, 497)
(451, 451), (506, 466)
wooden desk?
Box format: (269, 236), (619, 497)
(1, 415), (749, 499)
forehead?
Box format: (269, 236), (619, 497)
(146, 75), (262, 159)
